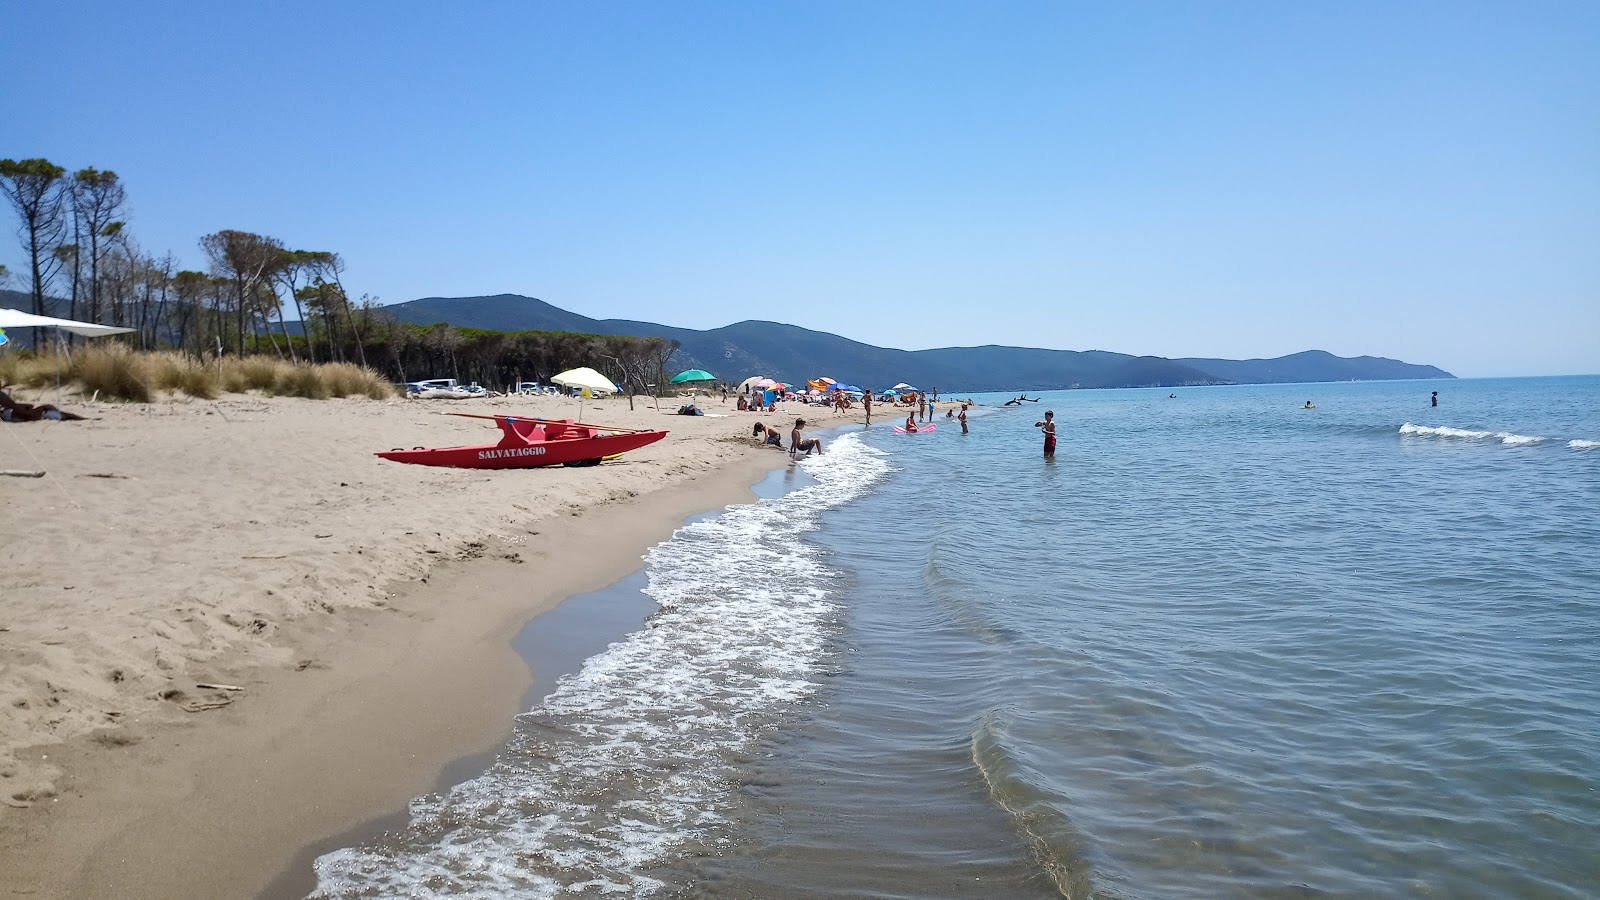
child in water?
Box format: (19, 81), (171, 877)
(1034, 410), (1056, 456)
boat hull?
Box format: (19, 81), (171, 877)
(377, 428), (667, 469)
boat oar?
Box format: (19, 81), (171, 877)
(446, 412), (655, 434)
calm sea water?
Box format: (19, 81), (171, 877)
(311, 376), (1600, 899)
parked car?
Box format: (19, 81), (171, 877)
(406, 378), (461, 394)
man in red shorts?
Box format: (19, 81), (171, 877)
(1034, 410), (1056, 456)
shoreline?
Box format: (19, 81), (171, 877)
(0, 392), (845, 900)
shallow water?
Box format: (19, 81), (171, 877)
(312, 376), (1600, 898)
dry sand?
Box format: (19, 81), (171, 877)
(0, 389), (871, 899)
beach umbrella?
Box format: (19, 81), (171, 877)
(551, 367), (618, 393)
(669, 368), (717, 384)
(892, 382), (917, 391)
(737, 375), (768, 393)
(755, 377), (776, 389)
(551, 366), (619, 420)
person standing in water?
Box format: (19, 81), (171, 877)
(1431, 391), (1438, 407)
(958, 403), (969, 434)
(1035, 410), (1056, 456)
(863, 389), (872, 423)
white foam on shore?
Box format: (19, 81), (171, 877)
(1399, 422), (1546, 446)
(311, 434), (889, 898)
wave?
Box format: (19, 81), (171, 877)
(1399, 422), (1546, 446)
(1570, 439), (1600, 450)
(311, 434), (890, 898)
(971, 709), (1101, 899)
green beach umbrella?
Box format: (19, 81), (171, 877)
(670, 368), (718, 384)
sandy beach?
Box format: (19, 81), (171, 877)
(0, 389), (880, 899)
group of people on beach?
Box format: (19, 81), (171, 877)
(752, 419), (824, 459)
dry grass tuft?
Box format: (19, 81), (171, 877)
(146, 352), (221, 400)
(6, 344), (397, 402)
(231, 356), (282, 392)
(318, 362), (399, 399)
(0, 350), (60, 389)
(73, 343), (152, 402)
(273, 363), (332, 400)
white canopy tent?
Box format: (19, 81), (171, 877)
(0, 308), (137, 338)
(0, 307), (136, 403)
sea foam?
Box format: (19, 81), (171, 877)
(311, 434), (890, 899)
(1399, 422), (1546, 445)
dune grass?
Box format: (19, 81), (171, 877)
(0, 350), (58, 389)
(0, 344), (400, 402)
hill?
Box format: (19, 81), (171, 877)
(377, 294), (1453, 390)
(2, 289), (1455, 390)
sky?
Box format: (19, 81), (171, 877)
(2, 1), (1596, 377)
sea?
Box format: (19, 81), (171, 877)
(308, 375), (1599, 899)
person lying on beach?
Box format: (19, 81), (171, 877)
(676, 403), (703, 416)
(753, 422), (784, 447)
(0, 391), (86, 422)
(790, 418), (824, 458)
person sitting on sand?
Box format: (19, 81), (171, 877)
(790, 418), (824, 458)
(0, 391), (86, 422)
(737, 394), (749, 411)
(753, 422), (784, 447)
(904, 412), (918, 432)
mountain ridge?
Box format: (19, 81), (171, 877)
(377, 294), (1453, 390)
(1, 289), (1456, 390)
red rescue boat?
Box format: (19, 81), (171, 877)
(377, 415), (668, 469)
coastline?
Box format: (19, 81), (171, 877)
(0, 392), (856, 899)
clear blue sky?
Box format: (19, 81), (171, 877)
(4, 1), (1596, 377)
